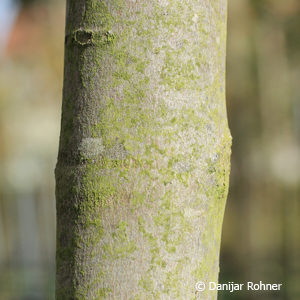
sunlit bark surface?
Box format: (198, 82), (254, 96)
(55, 0), (231, 299)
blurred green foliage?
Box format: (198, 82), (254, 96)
(220, 1), (300, 299)
(17, 0), (52, 7)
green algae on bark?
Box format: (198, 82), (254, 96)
(56, 0), (231, 299)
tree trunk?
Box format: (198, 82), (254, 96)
(55, 0), (231, 299)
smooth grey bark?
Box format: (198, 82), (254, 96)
(55, 0), (231, 299)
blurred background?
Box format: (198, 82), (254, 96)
(0, 0), (299, 299)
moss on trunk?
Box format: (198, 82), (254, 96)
(56, 0), (231, 299)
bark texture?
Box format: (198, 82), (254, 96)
(56, 0), (231, 299)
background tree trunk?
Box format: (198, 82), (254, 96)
(55, 0), (231, 299)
